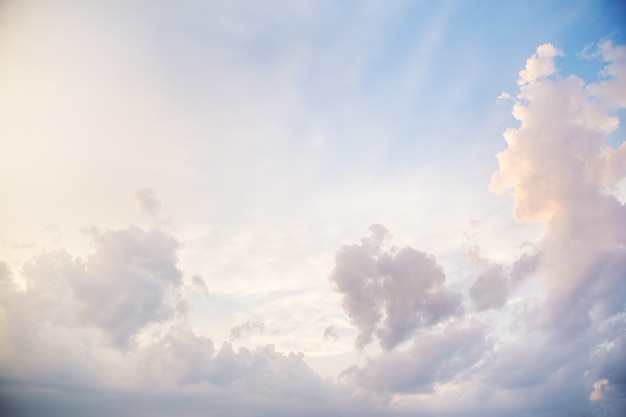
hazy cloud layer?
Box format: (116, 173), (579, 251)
(0, 1), (625, 415)
(344, 323), (487, 393)
(1, 39), (625, 417)
(0, 229), (369, 416)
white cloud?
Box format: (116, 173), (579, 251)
(344, 323), (487, 393)
(488, 41), (626, 413)
(330, 225), (462, 350)
(587, 40), (626, 108)
(1, 0), (625, 414)
(2, 226), (184, 351)
(134, 188), (163, 219)
(517, 43), (563, 86)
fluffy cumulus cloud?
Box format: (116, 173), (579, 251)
(0, 226), (366, 417)
(330, 224), (462, 350)
(72, 227), (184, 348)
(488, 41), (626, 413)
(0, 261), (11, 283)
(329, 40), (626, 415)
(0, 225), (185, 381)
(323, 325), (339, 340)
(468, 263), (508, 311)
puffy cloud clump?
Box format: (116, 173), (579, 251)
(134, 188), (163, 218)
(0, 227), (366, 417)
(0, 226), (184, 354)
(330, 224), (462, 350)
(489, 41), (626, 411)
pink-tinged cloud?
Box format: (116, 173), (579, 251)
(330, 224), (462, 350)
(11, 226), (184, 350)
(134, 188), (163, 218)
(490, 42), (626, 409)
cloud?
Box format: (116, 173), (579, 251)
(1, 4), (626, 413)
(134, 188), (163, 218)
(330, 224), (462, 350)
(488, 41), (626, 413)
(332, 40), (626, 415)
(587, 40), (626, 108)
(229, 321), (265, 342)
(0, 323), (367, 417)
(323, 325), (339, 340)
(0, 237), (369, 417)
(13, 226), (184, 350)
(344, 323), (487, 393)
(463, 229), (510, 311)
(509, 248), (541, 283)
(0, 261), (11, 283)
(590, 379), (608, 402)
(517, 43), (563, 86)
(491, 43), (623, 225)
(468, 264), (509, 311)
(73, 227), (184, 348)
(191, 274), (210, 297)
(491, 42), (626, 335)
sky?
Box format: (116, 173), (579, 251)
(1, 1), (625, 416)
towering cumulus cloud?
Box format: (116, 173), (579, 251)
(330, 224), (462, 350)
(490, 41), (626, 410)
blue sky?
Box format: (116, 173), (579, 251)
(1, 1), (625, 416)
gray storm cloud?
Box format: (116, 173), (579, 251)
(330, 224), (462, 350)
